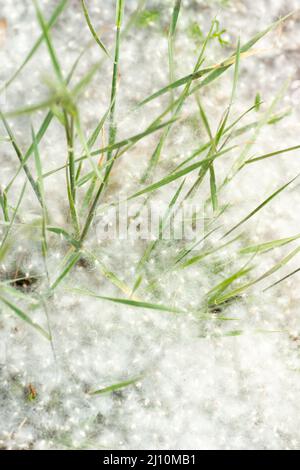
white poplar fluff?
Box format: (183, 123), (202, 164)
(0, 0), (300, 450)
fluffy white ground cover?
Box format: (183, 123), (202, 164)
(0, 0), (300, 449)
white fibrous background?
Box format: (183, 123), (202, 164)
(0, 0), (300, 450)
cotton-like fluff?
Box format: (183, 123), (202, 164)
(1, 0), (300, 450)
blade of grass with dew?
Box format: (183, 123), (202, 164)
(131, 274), (143, 297)
(50, 251), (82, 291)
(89, 377), (141, 396)
(174, 227), (220, 265)
(85, 251), (133, 297)
(47, 227), (81, 249)
(31, 124), (48, 265)
(206, 40), (241, 211)
(74, 110), (103, 184)
(206, 266), (253, 305)
(168, 0), (181, 105)
(0, 188), (9, 222)
(240, 233), (300, 255)
(0, 182), (27, 259)
(0, 282), (40, 304)
(225, 108), (289, 144)
(78, 150), (117, 244)
(79, 106), (112, 213)
(70, 287), (185, 314)
(179, 236), (240, 269)
(62, 112), (80, 235)
(106, 0), (124, 164)
(64, 111), (76, 201)
(196, 96), (219, 211)
(0, 295), (50, 340)
(245, 144), (300, 165)
(214, 38), (241, 149)
(223, 174), (299, 238)
(264, 267), (300, 292)
(81, 0), (110, 58)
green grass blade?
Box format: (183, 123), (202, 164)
(31, 124), (48, 261)
(168, 0), (181, 103)
(223, 174), (299, 238)
(240, 234), (300, 255)
(71, 288), (185, 314)
(0, 111), (42, 206)
(33, 0), (64, 83)
(264, 267), (300, 291)
(128, 146), (234, 200)
(47, 227), (80, 249)
(106, 0), (125, 164)
(0, 188), (9, 222)
(245, 144), (300, 165)
(0, 295), (50, 340)
(207, 266), (253, 304)
(81, 0), (110, 58)
(213, 245), (300, 305)
(209, 164), (218, 212)
(89, 377), (141, 396)
(84, 249), (134, 297)
(50, 251), (82, 291)
(180, 236), (240, 269)
(0, 182), (27, 257)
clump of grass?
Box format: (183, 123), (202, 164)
(1, 0), (297, 349)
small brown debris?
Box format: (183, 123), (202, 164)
(11, 274), (38, 292)
(27, 384), (37, 401)
(0, 18), (7, 47)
